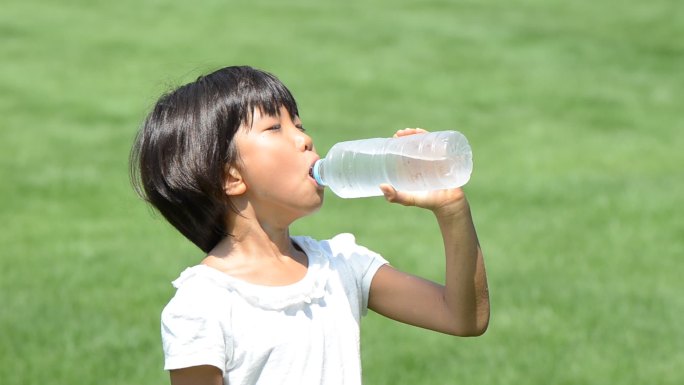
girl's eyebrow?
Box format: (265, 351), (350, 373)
(248, 108), (276, 128)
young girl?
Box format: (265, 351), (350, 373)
(130, 66), (489, 385)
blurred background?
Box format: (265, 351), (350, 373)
(1, 0), (682, 384)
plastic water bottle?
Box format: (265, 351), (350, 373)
(311, 130), (473, 198)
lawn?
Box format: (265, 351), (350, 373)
(1, 0), (682, 384)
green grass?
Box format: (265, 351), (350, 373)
(2, 0), (682, 384)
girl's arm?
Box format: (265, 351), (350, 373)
(367, 129), (490, 337)
(170, 366), (223, 385)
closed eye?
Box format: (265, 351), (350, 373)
(267, 124), (281, 131)
(296, 124), (306, 132)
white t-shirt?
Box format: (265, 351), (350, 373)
(161, 233), (388, 385)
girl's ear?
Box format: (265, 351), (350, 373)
(224, 165), (246, 196)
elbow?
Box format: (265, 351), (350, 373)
(445, 323), (487, 337)
(471, 314), (490, 336)
(456, 318), (489, 337)
(472, 303), (491, 336)
(466, 319), (490, 337)
(469, 292), (491, 336)
(448, 306), (490, 337)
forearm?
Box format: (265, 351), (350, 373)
(434, 199), (490, 336)
(378, 178), (490, 336)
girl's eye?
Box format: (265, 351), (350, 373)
(267, 124), (281, 131)
(296, 124), (306, 132)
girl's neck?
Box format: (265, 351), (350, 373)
(203, 218), (309, 286)
(211, 213), (299, 261)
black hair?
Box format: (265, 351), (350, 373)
(130, 66), (299, 253)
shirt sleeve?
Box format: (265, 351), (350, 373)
(327, 233), (389, 316)
(161, 283), (231, 374)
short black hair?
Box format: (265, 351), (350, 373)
(130, 66), (299, 253)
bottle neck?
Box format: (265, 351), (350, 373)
(312, 159), (327, 186)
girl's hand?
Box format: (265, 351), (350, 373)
(379, 128), (468, 217)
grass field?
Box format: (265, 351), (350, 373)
(2, 0), (683, 384)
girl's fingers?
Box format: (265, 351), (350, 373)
(393, 128), (428, 138)
(380, 184), (419, 207)
(381, 183), (466, 211)
(379, 184), (397, 201)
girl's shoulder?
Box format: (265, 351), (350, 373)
(294, 233), (373, 257)
(171, 265), (236, 293)
(161, 266), (235, 334)
(294, 233), (388, 276)
(163, 266), (235, 310)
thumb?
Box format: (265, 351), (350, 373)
(380, 184), (416, 207)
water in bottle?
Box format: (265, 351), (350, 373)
(311, 130), (473, 198)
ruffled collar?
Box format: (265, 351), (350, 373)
(171, 236), (330, 311)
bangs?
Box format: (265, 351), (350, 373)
(237, 70), (299, 128)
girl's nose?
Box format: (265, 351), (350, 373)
(296, 131), (314, 152)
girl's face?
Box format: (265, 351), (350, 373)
(231, 106), (324, 226)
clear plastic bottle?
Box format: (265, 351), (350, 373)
(311, 130), (473, 198)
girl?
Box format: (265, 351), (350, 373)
(130, 66), (489, 385)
